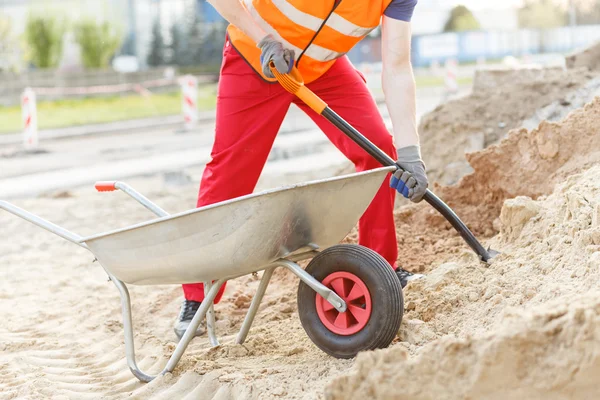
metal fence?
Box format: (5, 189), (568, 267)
(0, 67), (217, 106)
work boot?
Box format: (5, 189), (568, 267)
(395, 268), (425, 289)
(174, 300), (206, 340)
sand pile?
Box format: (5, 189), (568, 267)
(419, 66), (594, 185)
(521, 75), (600, 131)
(327, 292), (600, 400)
(566, 40), (600, 72)
(440, 96), (600, 234)
(389, 96), (600, 276)
(2, 77), (600, 399)
(168, 92), (600, 399)
(327, 163), (600, 400)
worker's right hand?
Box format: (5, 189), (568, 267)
(258, 35), (294, 79)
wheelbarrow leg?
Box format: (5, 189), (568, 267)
(203, 281), (219, 347)
(236, 257), (342, 345)
(95, 181), (222, 346)
(164, 279), (226, 373)
(236, 267), (275, 345)
(110, 274), (227, 382)
(94, 182), (228, 376)
(110, 276), (155, 382)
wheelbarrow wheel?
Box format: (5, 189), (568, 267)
(297, 244), (403, 358)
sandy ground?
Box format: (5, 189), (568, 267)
(1, 71), (600, 399)
(328, 164), (600, 400)
(0, 172), (353, 400)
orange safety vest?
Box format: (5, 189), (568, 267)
(227, 0), (393, 84)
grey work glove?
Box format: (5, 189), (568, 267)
(257, 35), (294, 79)
(390, 145), (429, 203)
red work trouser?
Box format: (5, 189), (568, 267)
(182, 41), (398, 304)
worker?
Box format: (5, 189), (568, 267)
(175, 0), (428, 339)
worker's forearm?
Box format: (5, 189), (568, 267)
(207, 0), (266, 43)
(382, 64), (419, 149)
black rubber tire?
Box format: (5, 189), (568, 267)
(297, 244), (403, 358)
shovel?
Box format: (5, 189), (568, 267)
(270, 63), (497, 262)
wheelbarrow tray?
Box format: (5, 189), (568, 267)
(80, 166), (395, 285)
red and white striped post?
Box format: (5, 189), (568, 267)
(181, 75), (199, 131)
(444, 58), (459, 98)
(22, 88), (38, 149)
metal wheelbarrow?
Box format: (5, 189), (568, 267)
(1, 168), (403, 382)
(0, 65), (495, 383)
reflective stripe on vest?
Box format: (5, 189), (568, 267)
(271, 0), (374, 37)
(230, 0), (392, 83)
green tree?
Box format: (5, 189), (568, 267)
(201, 23), (226, 67)
(186, 13), (204, 65)
(0, 15), (12, 51)
(170, 3), (226, 69)
(444, 5), (481, 32)
(169, 22), (188, 66)
(518, 0), (566, 29)
(23, 13), (66, 68)
(147, 19), (166, 67)
(74, 20), (122, 68)
(120, 34), (136, 56)
(572, 0), (600, 25)
(0, 15), (17, 71)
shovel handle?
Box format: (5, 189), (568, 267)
(269, 62), (327, 114)
(321, 107), (493, 261)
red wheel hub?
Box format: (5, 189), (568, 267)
(315, 271), (372, 336)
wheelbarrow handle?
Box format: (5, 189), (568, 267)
(93, 181), (169, 218)
(270, 63), (495, 262)
(95, 181), (117, 192)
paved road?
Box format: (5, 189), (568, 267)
(0, 87), (456, 199)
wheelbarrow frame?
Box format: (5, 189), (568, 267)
(0, 180), (351, 382)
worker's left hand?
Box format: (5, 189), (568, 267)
(390, 145), (429, 203)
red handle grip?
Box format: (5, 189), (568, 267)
(95, 181), (117, 192)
